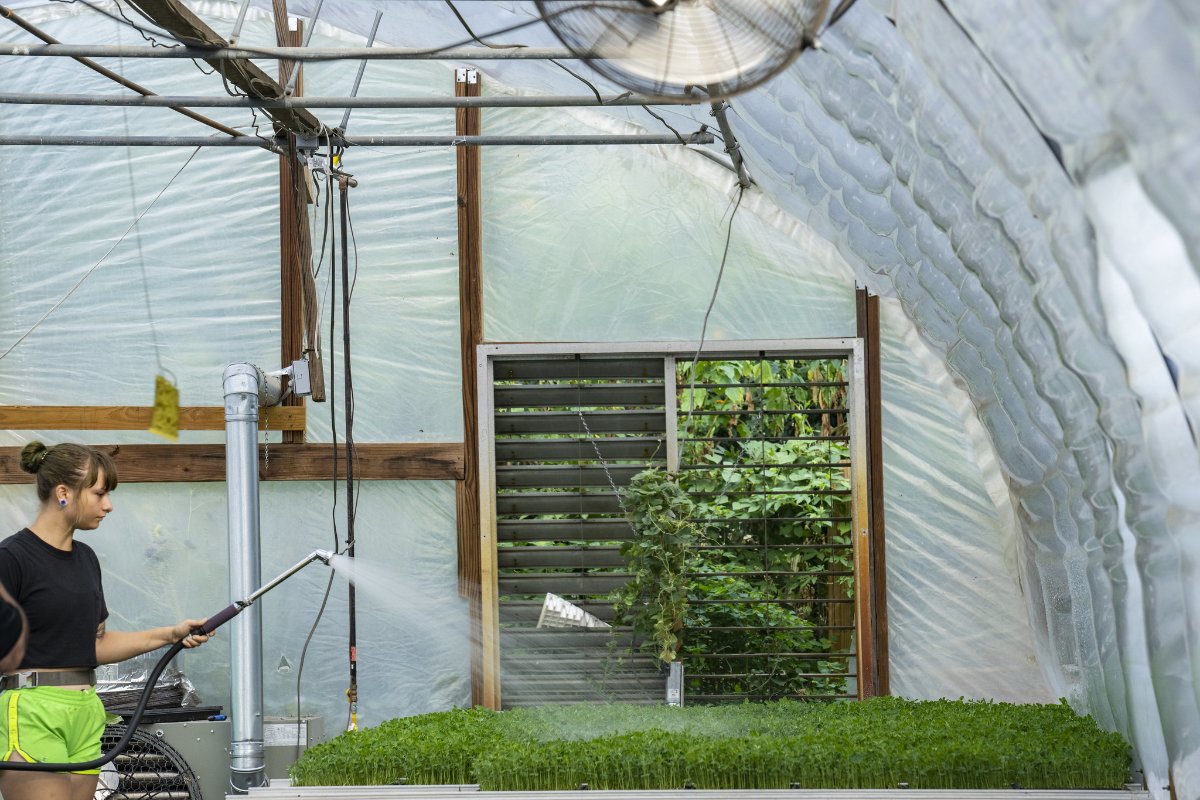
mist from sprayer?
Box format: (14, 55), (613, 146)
(320, 552), (651, 720)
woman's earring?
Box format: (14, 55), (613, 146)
(58, 498), (67, 508)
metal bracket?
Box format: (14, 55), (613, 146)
(288, 358), (313, 397)
(294, 134), (321, 153)
(455, 67), (479, 85)
(666, 661), (684, 707)
(264, 358), (314, 398)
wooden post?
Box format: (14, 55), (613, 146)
(276, 7), (324, 411)
(855, 287), (889, 696)
(453, 68), (488, 707)
(278, 15), (306, 441)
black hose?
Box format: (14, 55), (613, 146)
(0, 639), (187, 772)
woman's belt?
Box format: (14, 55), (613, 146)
(0, 669), (97, 690)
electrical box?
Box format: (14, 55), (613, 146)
(263, 715), (325, 781)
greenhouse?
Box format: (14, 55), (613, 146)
(0, 0), (1196, 798)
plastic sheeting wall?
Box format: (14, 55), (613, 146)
(2, 2), (1199, 798)
(0, 10), (474, 730)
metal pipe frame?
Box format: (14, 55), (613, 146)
(0, 92), (702, 108)
(0, 43), (581, 60)
(0, 133), (715, 147)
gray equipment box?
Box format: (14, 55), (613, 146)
(137, 718), (230, 800)
(263, 715), (325, 780)
(134, 716), (322, 799)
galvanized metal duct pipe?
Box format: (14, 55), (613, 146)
(223, 363), (283, 794)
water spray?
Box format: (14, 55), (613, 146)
(0, 548), (336, 773)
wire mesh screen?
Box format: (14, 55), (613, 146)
(676, 356), (855, 702)
(96, 725), (202, 800)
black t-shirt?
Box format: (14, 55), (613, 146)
(0, 529), (108, 669)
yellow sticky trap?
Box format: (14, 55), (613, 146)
(149, 374), (180, 441)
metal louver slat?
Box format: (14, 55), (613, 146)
(494, 409), (666, 434)
(495, 491), (623, 515)
(496, 519), (634, 541)
(495, 437), (665, 461)
(498, 573), (631, 596)
(498, 545), (625, 569)
(496, 464), (645, 488)
(493, 383), (665, 407)
(493, 357), (664, 380)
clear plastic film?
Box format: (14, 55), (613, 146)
(1, 3), (1199, 797)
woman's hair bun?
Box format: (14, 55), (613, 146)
(18, 441), (49, 475)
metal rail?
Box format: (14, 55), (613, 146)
(0, 92), (702, 108)
(245, 787), (1153, 799)
(0, 43), (581, 60)
(0, 133), (715, 148)
(0, 5), (245, 139)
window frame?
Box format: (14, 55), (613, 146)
(476, 338), (874, 708)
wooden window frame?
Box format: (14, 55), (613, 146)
(476, 337), (883, 709)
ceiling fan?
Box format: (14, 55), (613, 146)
(535, 0), (831, 99)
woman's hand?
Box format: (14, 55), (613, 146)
(171, 619), (212, 648)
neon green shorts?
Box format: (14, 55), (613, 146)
(0, 687), (107, 774)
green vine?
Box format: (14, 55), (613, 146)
(611, 469), (706, 665)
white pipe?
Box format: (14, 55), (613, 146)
(223, 362), (283, 793)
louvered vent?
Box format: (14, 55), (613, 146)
(482, 343), (870, 708)
(492, 356), (668, 706)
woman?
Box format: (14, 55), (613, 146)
(0, 441), (211, 800)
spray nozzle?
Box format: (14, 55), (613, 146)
(194, 549), (336, 637)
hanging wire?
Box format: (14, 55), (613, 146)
(113, 26), (166, 377)
(0, 146), (202, 364)
(293, 141), (340, 759)
(680, 183), (746, 444)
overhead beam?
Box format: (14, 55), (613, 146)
(0, 5), (243, 138)
(0, 405), (303, 431)
(0, 43), (581, 61)
(0, 93), (704, 108)
(122, 0), (323, 135)
(0, 443), (464, 483)
(279, 18), (311, 438)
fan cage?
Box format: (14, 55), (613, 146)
(536, 0), (828, 98)
(96, 725), (203, 800)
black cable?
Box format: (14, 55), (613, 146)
(48, 0), (178, 47)
(294, 567), (336, 763)
(345, 189), (363, 523)
(681, 184), (746, 445)
(338, 176), (358, 730)
(293, 156), (338, 751)
(441, 0), (705, 145)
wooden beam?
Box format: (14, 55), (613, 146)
(454, 67), (486, 707)
(0, 443), (463, 483)
(278, 18), (317, 437)
(0, 406), (304, 431)
(856, 287), (889, 696)
(125, 0), (323, 135)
